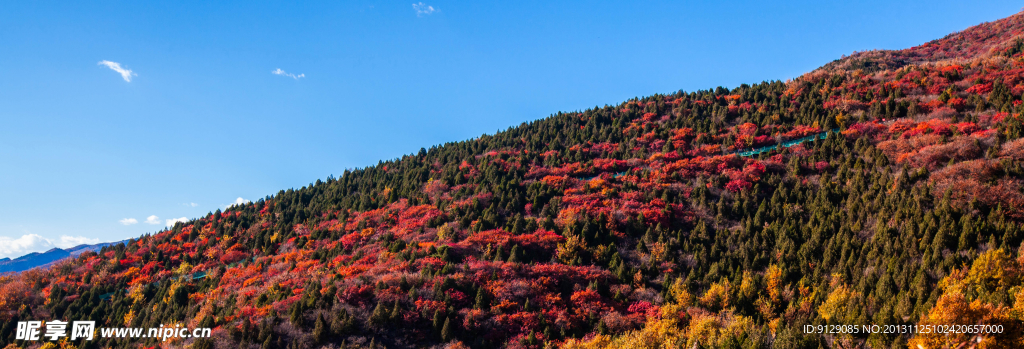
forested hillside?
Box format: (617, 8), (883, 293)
(4, 11), (1024, 349)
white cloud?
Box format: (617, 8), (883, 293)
(272, 68), (305, 79)
(165, 217), (188, 227)
(0, 234), (101, 259)
(98, 60), (137, 82)
(413, 2), (437, 16)
(0, 234), (52, 259)
(225, 197), (250, 209)
(144, 215), (162, 225)
(119, 218), (138, 225)
(56, 235), (100, 248)
(185, 202), (198, 207)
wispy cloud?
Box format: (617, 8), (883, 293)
(144, 215), (162, 225)
(165, 217), (188, 227)
(57, 235), (100, 248)
(119, 218), (138, 225)
(98, 60), (136, 82)
(413, 2), (437, 16)
(0, 234), (101, 259)
(272, 68), (305, 79)
(185, 202), (198, 207)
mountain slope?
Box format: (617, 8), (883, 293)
(3, 11), (1024, 349)
(821, 11), (1024, 73)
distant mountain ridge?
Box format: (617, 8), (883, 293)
(0, 241), (122, 273)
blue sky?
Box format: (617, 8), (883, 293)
(0, 1), (1020, 258)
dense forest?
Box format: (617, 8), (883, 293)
(4, 10), (1024, 349)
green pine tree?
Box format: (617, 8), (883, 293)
(474, 288), (488, 309)
(390, 300), (401, 322)
(507, 245), (520, 263)
(441, 317), (453, 342)
(313, 313), (327, 343)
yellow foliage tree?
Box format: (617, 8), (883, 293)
(562, 279), (766, 349)
(562, 304), (763, 349)
(436, 223), (454, 241)
(667, 278), (694, 307)
(698, 279), (730, 311)
(556, 234), (587, 265)
(765, 264), (784, 304)
(562, 304), (686, 349)
(737, 271), (758, 303)
(957, 248), (1021, 301)
(124, 308), (135, 327)
(908, 249), (1024, 349)
(817, 284), (853, 323)
(127, 283), (146, 305)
